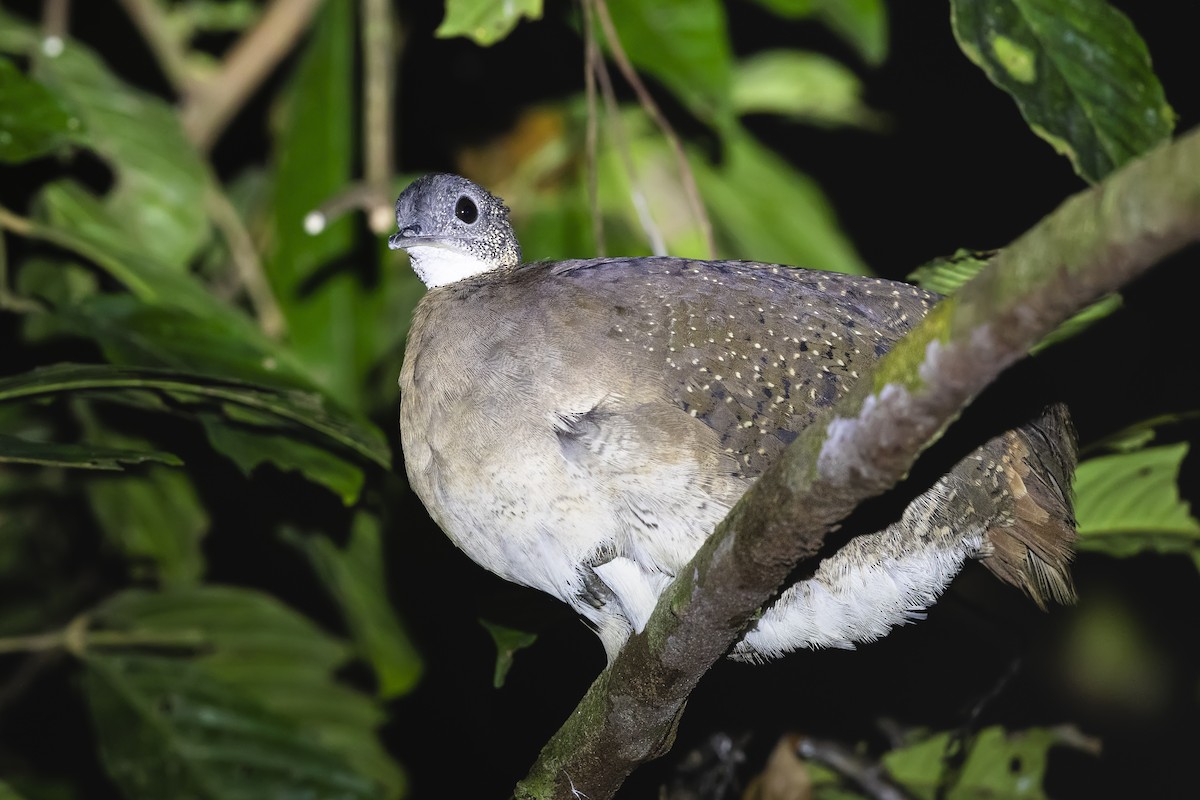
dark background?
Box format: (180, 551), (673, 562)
(3, 1), (1198, 797)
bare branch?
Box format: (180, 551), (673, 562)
(205, 182), (286, 338)
(580, 0), (604, 256)
(181, 0), (323, 151)
(515, 126), (1200, 799)
(360, 0), (399, 233)
(116, 0), (196, 92)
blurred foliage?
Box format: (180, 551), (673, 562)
(0, 0), (1195, 798)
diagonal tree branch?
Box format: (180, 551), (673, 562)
(515, 125), (1200, 799)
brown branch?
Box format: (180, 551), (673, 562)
(514, 126), (1200, 799)
(181, 0), (323, 151)
(360, 0), (399, 233)
(116, 0), (196, 93)
(580, 0), (604, 256)
(590, 0), (715, 258)
(205, 181), (286, 338)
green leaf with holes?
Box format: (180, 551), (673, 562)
(950, 0), (1174, 183)
(437, 0), (543, 45)
(1074, 443), (1200, 559)
(883, 725), (1070, 799)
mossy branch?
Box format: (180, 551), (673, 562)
(515, 125), (1200, 799)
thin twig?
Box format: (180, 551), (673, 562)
(591, 37), (666, 255)
(116, 0), (196, 93)
(38, 0), (69, 59)
(590, 0), (715, 258)
(360, 0), (399, 233)
(795, 736), (909, 800)
(181, 0), (323, 151)
(205, 181), (286, 338)
(580, 0), (604, 256)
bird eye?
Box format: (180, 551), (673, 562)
(455, 196), (478, 224)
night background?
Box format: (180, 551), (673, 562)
(1, 1), (1197, 798)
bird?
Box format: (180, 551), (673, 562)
(390, 173), (1077, 662)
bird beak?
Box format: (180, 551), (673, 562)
(387, 232), (407, 251)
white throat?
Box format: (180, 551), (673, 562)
(406, 245), (496, 289)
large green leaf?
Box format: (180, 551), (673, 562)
(284, 514), (422, 698)
(0, 363), (391, 470)
(732, 49), (884, 129)
(84, 653), (382, 800)
(0, 11), (210, 268)
(0, 56), (81, 163)
(436, 0), (543, 46)
(603, 0), (734, 129)
(694, 130), (866, 274)
(264, 1), (362, 408)
(0, 433), (180, 470)
(750, 0), (889, 65)
(92, 586), (404, 797)
(950, 0), (1174, 183)
(1074, 443), (1200, 558)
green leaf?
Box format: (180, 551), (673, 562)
(0, 56), (81, 162)
(92, 586), (404, 797)
(200, 416), (365, 505)
(84, 653), (382, 800)
(602, 0), (734, 129)
(732, 49), (885, 129)
(0, 433), (181, 470)
(480, 619), (537, 689)
(80, 426), (207, 587)
(264, 1), (362, 408)
(750, 0), (889, 65)
(0, 363), (391, 470)
(884, 725), (1066, 799)
(283, 514), (422, 698)
(694, 130), (867, 274)
(906, 249), (1121, 350)
(0, 778), (28, 800)
(436, 0), (543, 46)
(54, 292), (314, 390)
(0, 11), (210, 268)
(950, 0), (1175, 183)
(1074, 443), (1200, 558)
(906, 249), (996, 295)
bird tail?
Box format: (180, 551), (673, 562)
(979, 402), (1078, 608)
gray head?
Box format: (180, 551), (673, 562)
(389, 173), (522, 288)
